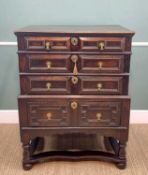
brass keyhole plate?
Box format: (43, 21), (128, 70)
(71, 37), (79, 46)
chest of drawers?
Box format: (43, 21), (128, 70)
(15, 25), (134, 170)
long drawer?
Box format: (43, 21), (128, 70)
(18, 96), (130, 127)
(19, 54), (129, 73)
(20, 75), (128, 95)
(17, 35), (130, 52)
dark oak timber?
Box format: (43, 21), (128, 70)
(15, 25), (134, 170)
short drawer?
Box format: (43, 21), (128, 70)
(24, 36), (71, 51)
(79, 37), (126, 52)
(79, 55), (125, 73)
(20, 75), (71, 95)
(18, 96), (130, 127)
(79, 76), (128, 95)
(19, 54), (71, 73)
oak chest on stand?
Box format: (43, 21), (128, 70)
(15, 25), (134, 170)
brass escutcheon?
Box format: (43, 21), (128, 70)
(71, 76), (78, 85)
(71, 101), (78, 110)
(71, 37), (79, 46)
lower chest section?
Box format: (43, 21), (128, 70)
(18, 96), (130, 127)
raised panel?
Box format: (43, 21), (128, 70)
(25, 36), (71, 51)
(78, 101), (121, 127)
(19, 54), (71, 73)
(80, 37), (126, 51)
(79, 55), (124, 73)
(20, 76), (71, 95)
(79, 76), (127, 95)
(27, 101), (71, 127)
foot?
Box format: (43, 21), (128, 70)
(23, 163), (33, 170)
(116, 162), (126, 169)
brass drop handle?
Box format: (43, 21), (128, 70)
(71, 37), (79, 46)
(71, 76), (78, 85)
(97, 61), (103, 69)
(98, 42), (105, 51)
(71, 101), (78, 110)
(46, 112), (52, 120)
(46, 82), (51, 90)
(97, 83), (103, 90)
(71, 55), (78, 75)
(46, 61), (52, 69)
(45, 41), (52, 50)
(96, 113), (102, 120)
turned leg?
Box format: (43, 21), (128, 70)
(116, 141), (127, 169)
(22, 143), (33, 170)
(36, 137), (45, 151)
(30, 137), (44, 154)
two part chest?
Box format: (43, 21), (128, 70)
(16, 27), (133, 129)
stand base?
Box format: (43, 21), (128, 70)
(22, 134), (127, 170)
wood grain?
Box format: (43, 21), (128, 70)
(15, 25), (134, 170)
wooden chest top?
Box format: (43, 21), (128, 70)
(15, 25), (134, 35)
